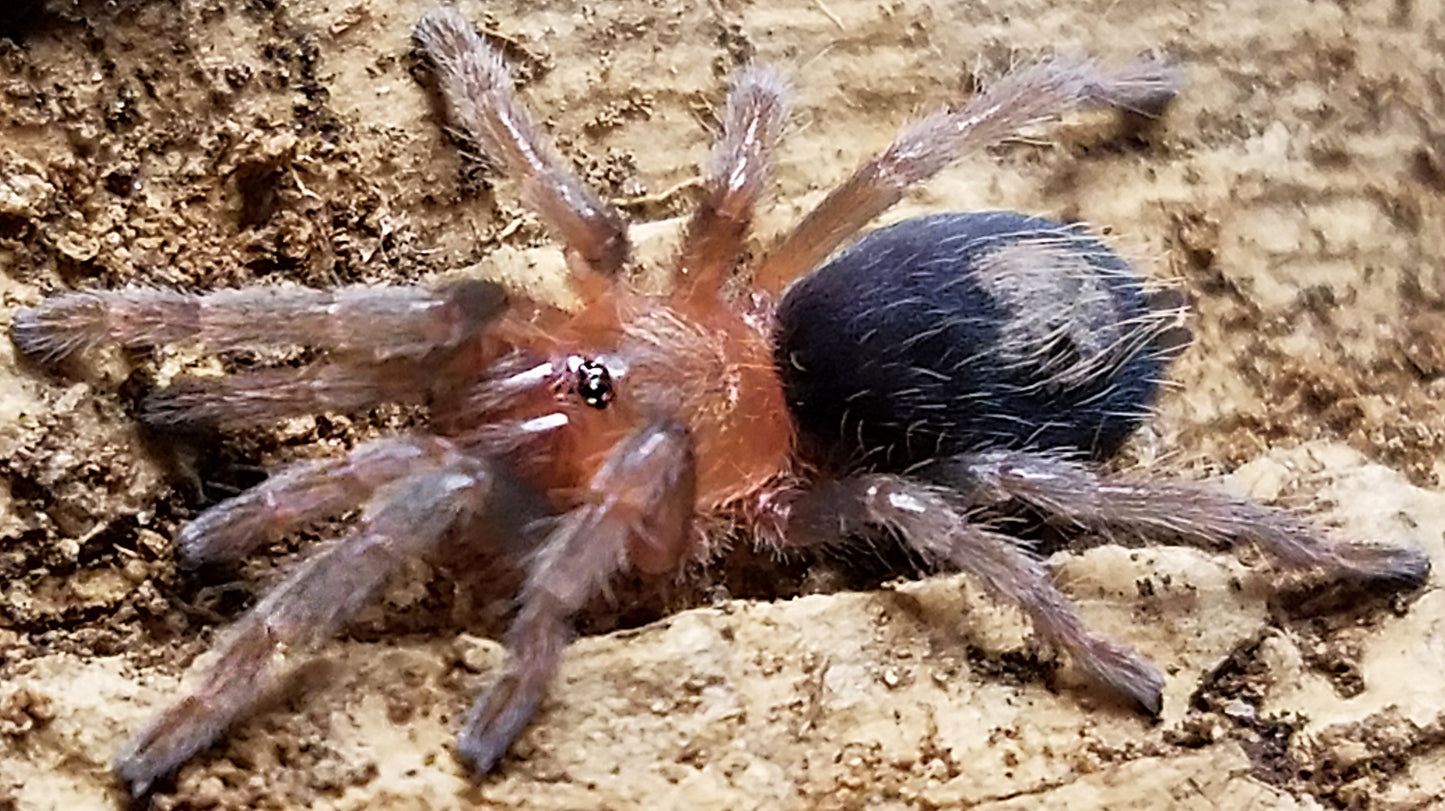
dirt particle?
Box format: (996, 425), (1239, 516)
(0, 686), (53, 738)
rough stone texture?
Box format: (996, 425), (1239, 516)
(2, 0), (1444, 808)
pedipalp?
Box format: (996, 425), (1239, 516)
(457, 418), (696, 773)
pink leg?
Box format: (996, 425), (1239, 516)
(141, 355), (436, 430)
(456, 418), (696, 773)
(175, 435), (462, 567)
(673, 66), (790, 302)
(115, 447), (535, 797)
(783, 473), (1164, 713)
(752, 58), (1183, 295)
(940, 450), (1431, 588)
(11, 279), (503, 363)
(415, 7), (630, 284)
(148, 343), (563, 435)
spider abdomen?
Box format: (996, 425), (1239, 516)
(774, 212), (1178, 470)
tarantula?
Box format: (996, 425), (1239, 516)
(10, 6), (1429, 796)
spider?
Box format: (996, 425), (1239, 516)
(10, 5), (1430, 797)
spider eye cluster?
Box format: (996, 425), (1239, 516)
(574, 358), (614, 409)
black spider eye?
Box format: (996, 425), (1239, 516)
(576, 360), (613, 409)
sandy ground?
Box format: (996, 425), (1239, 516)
(2, 0), (1445, 808)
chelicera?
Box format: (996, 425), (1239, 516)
(10, 5), (1428, 796)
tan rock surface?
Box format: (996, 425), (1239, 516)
(2, 0), (1443, 808)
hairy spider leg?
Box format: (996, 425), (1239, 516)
(415, 6), (630, 289)
(781, 473), (1165, 713)
(457, 418), (697, 773)
(10, 279), (505, 364)
(175, 435), (471, 567)
(115, 445), (541, 797)
(673, 65), (790, 303)
(140, 354), (438, 430)
(751, 57), (1184, 296)
(934, 450), (1432, 587)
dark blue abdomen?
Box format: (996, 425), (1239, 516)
(774, 212), (1176, 471)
